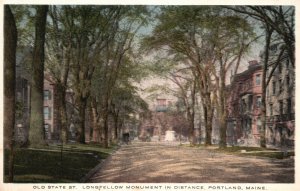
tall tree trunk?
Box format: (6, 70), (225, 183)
(219, 113), (227, 148)
(204, 99), (213, 146)
(260, 26), (273, 148)
(4, 5), (17, 150)
(103, 111), (109, 148)
(198, 73), (213, 146)
(4, 5), (17, 182)
(29, 5), (48, 147)
(103, 99), (110, 148)
(206, 105), (214, 146)
(190, 79), (196, 145)
(77, 97), (87, 143)
(113, 111), (119, 142)
(57, 85), (68, 144)
(187, 111), (195, 145)
(60, 42), (71, 144)
(91, 103), (102, 143)
(203, 105), (209, 145)
(61, 94), (69, 143)
(219, 66), (228, 148)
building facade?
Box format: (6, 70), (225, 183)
(227, 60), (262, 146)
(265, 44), (295, 147)
(43, 75), (60, 140)
(14, 47), (61, 143)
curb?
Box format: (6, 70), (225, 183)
(79, 145), (121, 183)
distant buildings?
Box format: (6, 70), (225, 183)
(139, 97), (173, 140)
(155, 97), (173, 112)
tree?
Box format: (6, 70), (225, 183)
(4, 5), (18, 182)
(207, 12), (256, 148)
(143, 6), (255, 146)
(28, 5), (49, 146)
(111, 86), (149, 142)
(142, 6), (216, 145)
(227, 6), (294, 67)
(90, 6), (150, 147)
(45, 5), (76, 143)
(111, 53), (150, 141)
(169, 70), (197, 145)
(140, 53), (199, 144)
(66, 6), (122, 144)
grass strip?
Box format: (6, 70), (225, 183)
(4, 143), (117, 183)
(216, 146), (294, 159)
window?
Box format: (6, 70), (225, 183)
(241, 99), (246, 113)
(255, 74), (261, 86)
(156, 99), (167, 112)
(44, 90), (51, 100)
(157, 99), (166, 106)
(279, 100), (283, 115)
(17, 92), (22, 100)
(44, 106), (51, 120)
(257, 117), (262, 132)
(279, 79), (283, 94)
(270, 104), (273, 116)
(44, 124), (50, 139)
(248, 95), (253, 111)
(256, 96), (262, 108)
(272, 81), (276, 95)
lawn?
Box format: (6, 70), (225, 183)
(4, 143), (117, 183)
(216, 146), (294, 159)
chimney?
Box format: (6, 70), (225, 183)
(248, 60), (258, 68)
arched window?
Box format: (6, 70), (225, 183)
(256, 74), (261, 86)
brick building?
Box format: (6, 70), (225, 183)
(43, 74), (60, 140)
(227, 60), (262, 146)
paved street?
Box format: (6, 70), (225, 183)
(88, 142), (294, 183)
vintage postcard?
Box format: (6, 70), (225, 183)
(1, 0), (299, 191)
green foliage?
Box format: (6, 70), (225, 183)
(11, 5), (35, 47)
(143, 6), (255, 60)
